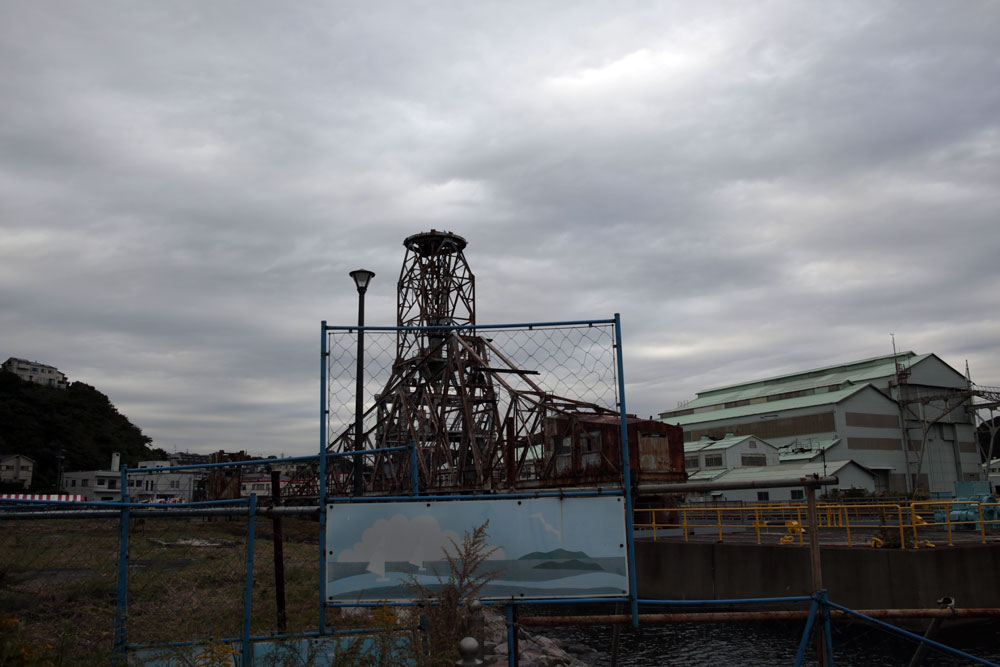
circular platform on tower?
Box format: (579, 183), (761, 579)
(403, 230), (467, 256)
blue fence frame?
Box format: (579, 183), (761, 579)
(4, 314), (997, 665)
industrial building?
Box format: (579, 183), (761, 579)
(659, 352), (982, 495)
(683, 434), (780, 479)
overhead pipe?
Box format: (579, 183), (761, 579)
(637, 475), (839, 495)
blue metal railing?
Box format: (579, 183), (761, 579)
(7, 314), (997, 666)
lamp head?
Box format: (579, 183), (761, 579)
(349, 269), (375, 293)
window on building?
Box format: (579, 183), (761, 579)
(756, 491), (770, 501)
(108, 480), (117, 489)
(790, 489), (804, 500)
(741, 454), (767, 467)
(81, 479), (88, 487)
(97, 478), (106, 486)
(748, 440), (757, 448)
(704, 454), (723, 468)
(71, 479), (77, 487)
(581, 431), (600, 453)
(684, 456), (699, 470)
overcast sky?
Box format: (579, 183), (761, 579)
(2, 2), (997, 457)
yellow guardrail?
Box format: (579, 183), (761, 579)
(635, 501), (1000, 548)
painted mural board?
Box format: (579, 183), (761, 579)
(325, 496), (628, 601)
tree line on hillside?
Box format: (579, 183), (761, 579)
(0, 371), (166, 491)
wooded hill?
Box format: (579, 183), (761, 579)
(0, 371), (166, 490)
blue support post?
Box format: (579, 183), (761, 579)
(614, 313), (639, 628)
(242, 493), (257, 665)
(319, 321), (328, 632)
(506, 604), (516, 667)
(794, 599), (821, 667)
(409, 439), (419, 496)
(819, 590), (835, 666)
(113, 465), (130, 663)
(825, 600), (998, 666)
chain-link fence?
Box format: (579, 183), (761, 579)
(4, 504), (999, 666)
(324, 321), (621, 446)
(0, 513), (119, 664)
(0, 456), (330, 666)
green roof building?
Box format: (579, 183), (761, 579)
(658, 352), (980, 495)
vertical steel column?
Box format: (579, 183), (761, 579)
(113, 465), (130, 663)
(242, 493), (257, 664)
(319, 321), (329, 632)
(614, 313), (639, 628)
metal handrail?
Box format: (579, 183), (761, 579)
(635, 499), (1000, 548)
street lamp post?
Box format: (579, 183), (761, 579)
(350, 269), (375, 497)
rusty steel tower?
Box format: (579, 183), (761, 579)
(285, 230), (685, 498)
(395, 230), (475, 363)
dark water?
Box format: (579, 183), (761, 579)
(544, 620), (1000, 666)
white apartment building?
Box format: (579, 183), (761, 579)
(2, 357), (68, 389)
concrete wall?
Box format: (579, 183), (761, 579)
(636, 541), (1000, 609)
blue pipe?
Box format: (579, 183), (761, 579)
(113, 465), (130, 663)
(794, 599), (820, 667)
(0, 497), (252, 509)
(242, 493), (257, 664)
(324, 596), (633, 610)
(506, 604), (515, 667)
(323, 445), (410, 458)
(125, 455), (322, 474)
(614, 314), (639, 629)
(319, 320), (329, 633)
(637, 596), (814, 606)
(824, 600), (998, 666)
(324, 318), (616, 333)
(325, 489), (622, 504)
(127, 626), (401, 651)
(819, 590), (835, 666)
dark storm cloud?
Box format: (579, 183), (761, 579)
(1, 1), (998, 453)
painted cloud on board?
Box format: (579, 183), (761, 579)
(336, 513), (508, 565)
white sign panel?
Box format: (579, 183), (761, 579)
(326, 496), (628, 601)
